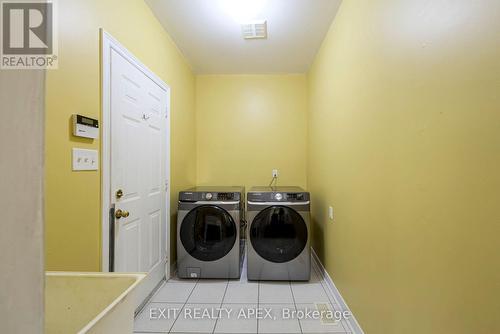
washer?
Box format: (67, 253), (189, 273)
(247, 186), (311, 281)
(177, 186), (245, 279)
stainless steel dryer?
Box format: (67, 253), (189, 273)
(247, 186), (310, 281)
(177, 186), (245, 279)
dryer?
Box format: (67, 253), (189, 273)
(177, 187), (245, 279)
(247, 186), (310, 281)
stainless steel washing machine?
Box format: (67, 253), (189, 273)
(177, 186), (245, 279)
(247, 186), (310, 281)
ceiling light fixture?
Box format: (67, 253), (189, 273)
(218, 0), (267, 23)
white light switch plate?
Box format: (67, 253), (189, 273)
(72, 148), (98, 171)
(328, 206), (334, 221)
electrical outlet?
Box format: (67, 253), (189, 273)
(328, 206), (334, 221)
(272, 169), (279, 178)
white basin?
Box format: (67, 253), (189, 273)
(45, 272), (145, 334)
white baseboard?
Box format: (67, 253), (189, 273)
(311, 248), (365, 334)
(134, 273), (166, 316)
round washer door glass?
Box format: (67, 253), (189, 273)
(180, 205), (237, 261)
(250, 206), (308, 263)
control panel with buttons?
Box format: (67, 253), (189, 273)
(248, 191), (309, 202)
(180, 189), (242, 202)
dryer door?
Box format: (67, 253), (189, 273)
(250, 206), (308, 263)
(180, 205), (237, 261)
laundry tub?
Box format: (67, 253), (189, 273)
(45, 272), (145, 334)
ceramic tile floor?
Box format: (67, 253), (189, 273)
(134, 255), (358, 334)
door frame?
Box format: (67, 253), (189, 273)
(100, 29), (171, 278)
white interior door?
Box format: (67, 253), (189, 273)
(104, 35), (169, 308)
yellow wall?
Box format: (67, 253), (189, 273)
(44, 2), (500, 332)
(196, 75), (307, 191)
(45, 0), (196, 271)
(307, 1), (500, 333)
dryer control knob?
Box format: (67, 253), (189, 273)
(275, 193), (283, 201)
(205, 193), (213, 200)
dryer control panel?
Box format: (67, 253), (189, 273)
(179, 189), (243, 202)
(247, 187), (310, 202)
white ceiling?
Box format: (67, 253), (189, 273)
(145, 0), (342, 74)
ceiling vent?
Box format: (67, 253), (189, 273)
(241, 20), (267, 39)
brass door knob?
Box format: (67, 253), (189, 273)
(115, 209), (130, 219)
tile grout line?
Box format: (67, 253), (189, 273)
(167, 279), (198, 334)
(137, 255), (353, 334)
(257, 280), (260, 334)
(211, 280), (229, 334)
(289, 280), (304, 334)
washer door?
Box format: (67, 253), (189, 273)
(180, 205), (237, 261)
(250, 206), (308, 263)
